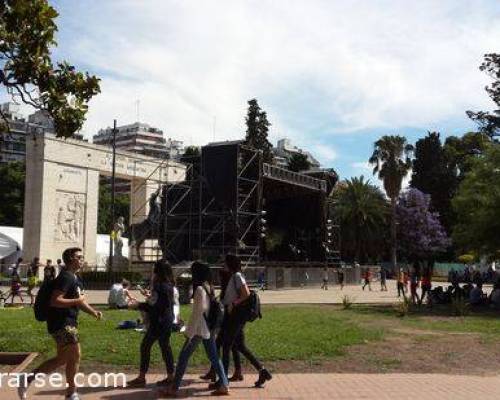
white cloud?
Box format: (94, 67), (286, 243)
(310, 144), (337, 164)
(4, 0), (500, 149)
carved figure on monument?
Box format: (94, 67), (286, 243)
(54, 193), (85, 243)
(113, 216), (125, 257)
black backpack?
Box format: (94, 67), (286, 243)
(34, 279), (54, 322)
(203, 287), (225, 331)
(230, 275), (262, 322)
(241, 290), (262, 322)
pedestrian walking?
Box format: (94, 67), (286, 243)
(380, 268), (387, 291)
(128, 260), (176, 388)
(397, 268), (406, 298)
(321, 268), (329, 290)
(159, 262), (229, 397)
(337, 268), (344, 290)
(420, 268), (432, 305)
(220, 254), (272, 388)
(18, 247), (103, 400)
(43, 259), (56, 282)
(27, 257), (40, 306)
(362, 268), (372, 291)
(8, 272), (24, 305)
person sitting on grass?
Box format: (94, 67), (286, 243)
(18, 247), (103, 400)
(469, 283), (485, 306)
(489, 282), (500, 310)
(108, 279), (138, 309)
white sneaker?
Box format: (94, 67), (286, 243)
(65, 393), (80, 400)
(17, 381), (28, 400)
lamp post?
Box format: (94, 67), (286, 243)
(108, 119), (117, 271)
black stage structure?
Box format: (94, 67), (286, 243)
(157, 141), (340, 267)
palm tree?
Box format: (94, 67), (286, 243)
(369, 135), (413, 269)
(334, 176), (388, 262)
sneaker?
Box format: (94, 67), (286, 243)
(65, 393), (80, 400)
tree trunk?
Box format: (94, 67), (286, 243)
(391, 197), (397, 271)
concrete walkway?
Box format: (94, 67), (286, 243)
(2, 373), (500, 399)
(2, 280), (493, 306)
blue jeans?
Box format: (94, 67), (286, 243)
(173, 335), (228, 390)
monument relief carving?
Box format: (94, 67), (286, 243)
(54, 192), (86, 243)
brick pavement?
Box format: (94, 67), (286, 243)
(2, 373), (500, 399)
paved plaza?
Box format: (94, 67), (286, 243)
(2, 373), (500, 399)
(2, 279), (494, 306)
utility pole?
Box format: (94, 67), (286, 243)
(109, 119), (117, 271)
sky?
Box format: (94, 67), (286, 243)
(3, 0), (500, 181)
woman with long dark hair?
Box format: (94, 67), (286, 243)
(129, 260), (175, 387)
(220, 254), (272, 388)
(201, 267), (243, 382)
(160, 261), (229, 397)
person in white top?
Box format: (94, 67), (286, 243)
(160, 262), (229, 397)
(221, 254), (272, 388)
(107, 279), (137, 309)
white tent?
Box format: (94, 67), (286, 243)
(0, 226), (22, 267)
(0, 226), (128, 268)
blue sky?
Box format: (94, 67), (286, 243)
(5, 0), (500, 180)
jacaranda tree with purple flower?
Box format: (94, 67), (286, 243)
(397, 188), (450, 261)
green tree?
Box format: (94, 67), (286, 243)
(0, 0), (100, 137)
(410, 132), (457, 232)
(444, 131), (491, 181)
(333, 176), (388, 262)
(244, 99), (274, 163)
(369, 135), (413, 268)
(0, 161), (24, 226)
(97, 184), (130, 234)
(452, 144), (500, 256)
(466, 53), (500, 140)
(287, 153), (311, 172)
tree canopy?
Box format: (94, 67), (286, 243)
(0, 161), (24, 226)
(369, 135), (413, 267)
(452, 144), (500, 256)
(97, 184), (130, 235)
(410, 132), (457, 232)
(244, 99), (274, 163)
(0, 0), (100, 137)
(334, 176), (388, 263)
(397, 188), (450, 260)
(287, 153), (311, 172)
(466, 53), (500, 140)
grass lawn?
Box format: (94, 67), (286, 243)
(0, 305), (383, 371)
(2, 303), (500, 375)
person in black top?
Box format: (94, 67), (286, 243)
(43, 259), (57, 282)
(128, 260), (175, 388)
(18, 247), (102, 400)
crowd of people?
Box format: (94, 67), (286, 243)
(17, 248), (271, 400)
(3, 257), (62, 306)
